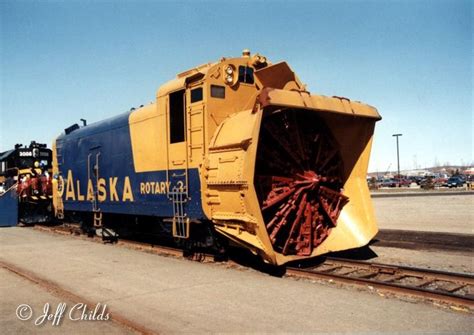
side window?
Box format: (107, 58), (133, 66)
(169, 90), (185, 143)
(210, 85), (225, 99)
(238, 66), (254, 84)
(190, 87), (203, 103)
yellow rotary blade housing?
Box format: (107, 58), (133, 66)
(204, 86), (380, 265)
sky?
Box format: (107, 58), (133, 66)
(0, 0), (472, 173)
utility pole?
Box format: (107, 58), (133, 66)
(392, 134), (402, 180)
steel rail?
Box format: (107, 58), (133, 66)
(287, 258), (474, 309)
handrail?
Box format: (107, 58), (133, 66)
(87, 153), (91, 193)
(183, 91), (189, 197)
(0, 182), (18, 198)
(165, 95), (171, 199)
(94, 152), (101, 211)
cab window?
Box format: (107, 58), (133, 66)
(190, 87), (203, 103)
(210, 85), (225, 99)
(238, 66), (254, 84)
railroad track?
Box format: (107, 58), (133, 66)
(32, 223), (213, 261)
(33, 224), (474, 310)
(287, 258), (474, 309)
(374, 229), (473, 253)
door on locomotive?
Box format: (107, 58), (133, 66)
(167, 90), (188, 193)
(167, 89), (190, 238)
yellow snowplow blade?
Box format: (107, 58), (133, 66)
(205, 88), (380, 265)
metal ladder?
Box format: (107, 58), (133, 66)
(93, 211), (118, 242)
(169, 187), (189, 239)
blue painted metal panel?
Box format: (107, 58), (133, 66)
(56, 112), (206, 219)
(0, 187), (18, 227)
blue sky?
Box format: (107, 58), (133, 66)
(1, 0), (472, 172)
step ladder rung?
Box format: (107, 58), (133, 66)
(170, 187), (189, 239)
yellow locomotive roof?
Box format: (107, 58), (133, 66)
(156, 62), (215, 98)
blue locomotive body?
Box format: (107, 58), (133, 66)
(55, 112), (205, 220)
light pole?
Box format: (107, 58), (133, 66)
(392, 134), (402, 180)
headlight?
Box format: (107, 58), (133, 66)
(223, 64), (236, 85)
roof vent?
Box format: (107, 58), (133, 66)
(65, 124), (80, 135)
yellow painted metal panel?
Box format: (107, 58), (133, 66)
(259, 88), (381, 120)
(129, 103), (166, 172)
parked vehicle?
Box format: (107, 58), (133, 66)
(408, 176), (423, 185)
(445, 177), (465, 188)
(380, 179), (397, 188)
(397, 179), (412, 187)
(434, 177), (448, 187)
